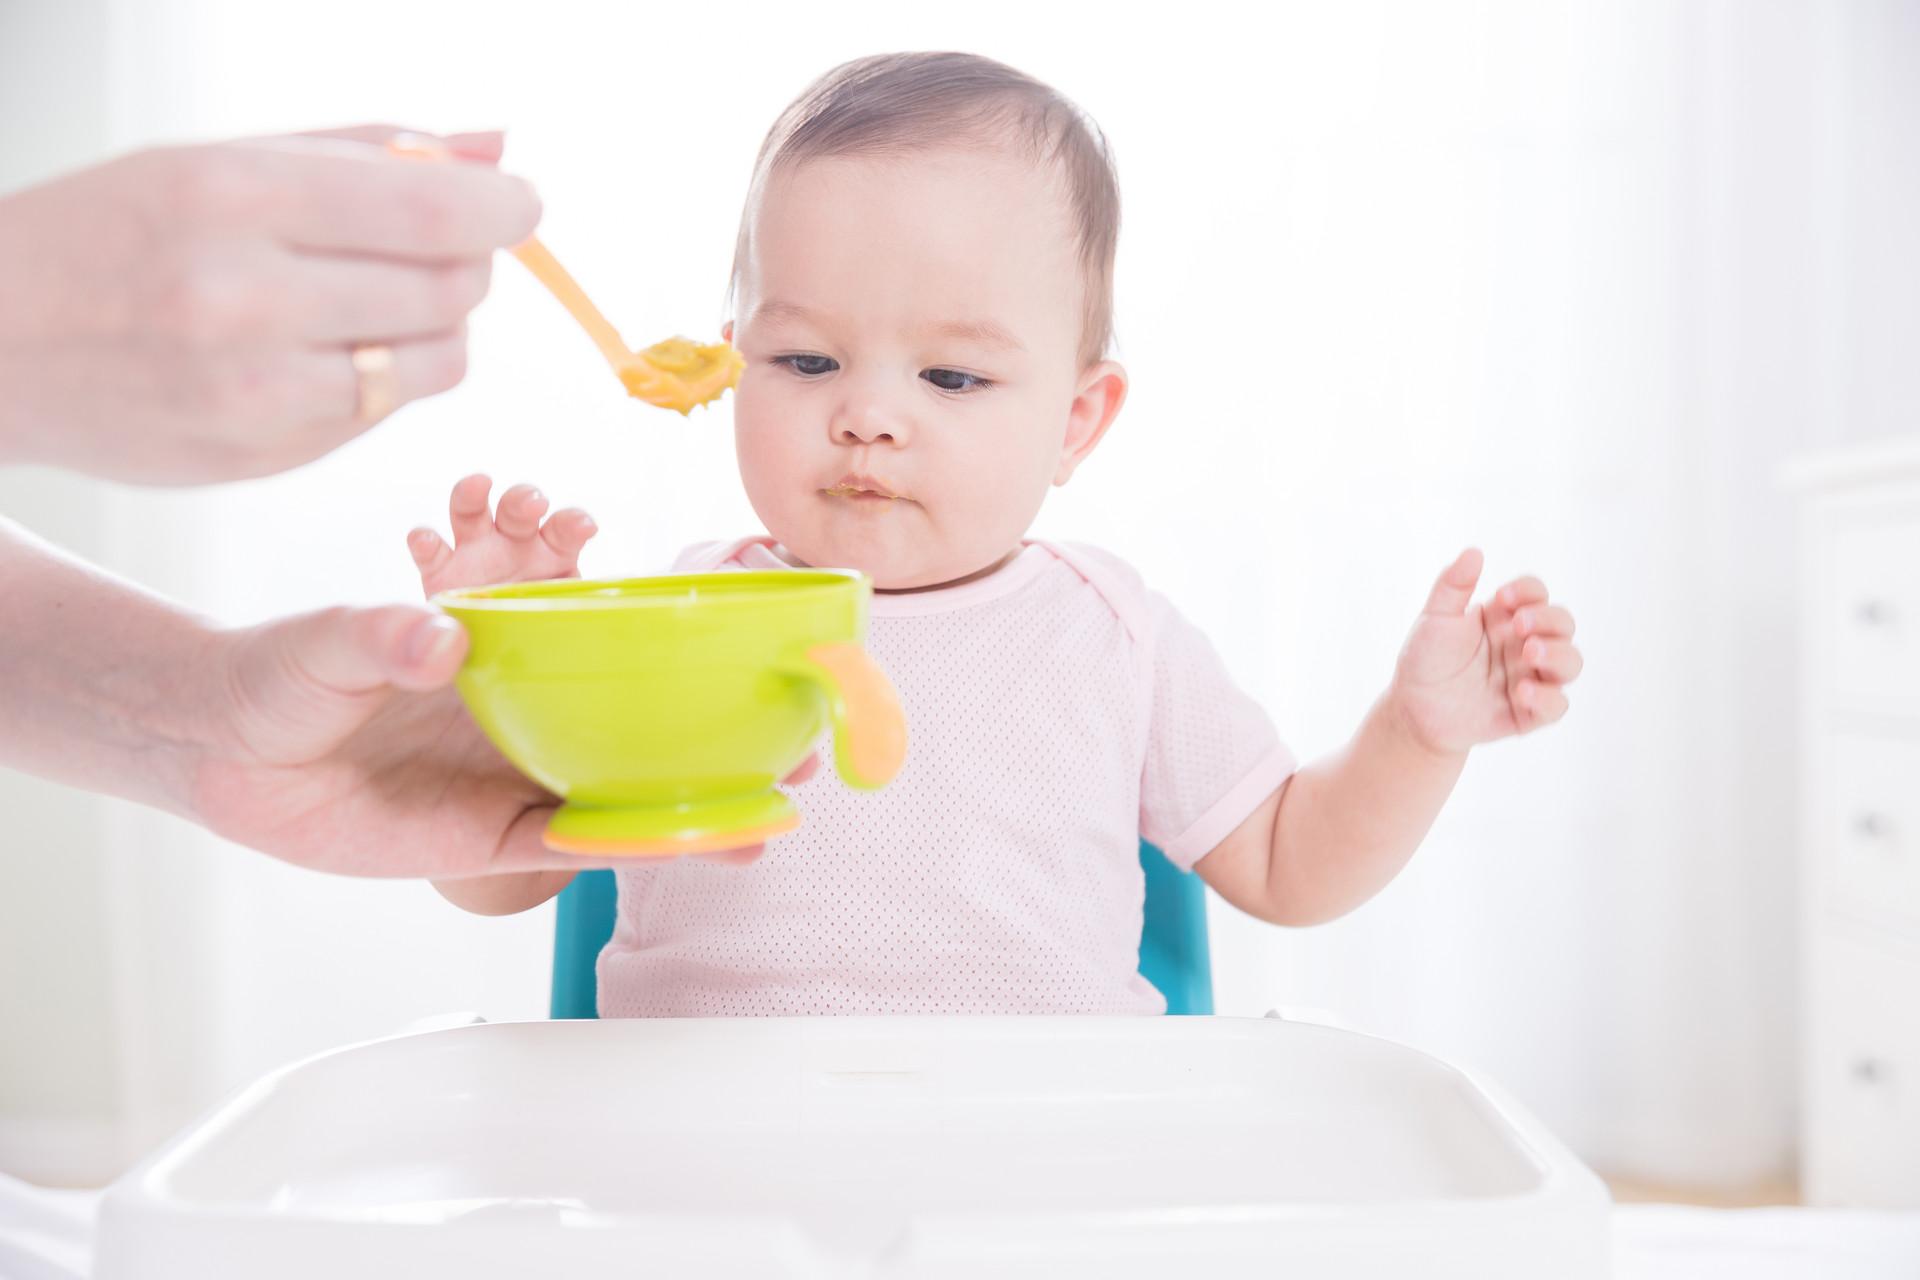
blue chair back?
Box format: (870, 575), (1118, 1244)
(551, 840), (1213, 1017)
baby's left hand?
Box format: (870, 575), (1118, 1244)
(1390, 549), (1582, 755)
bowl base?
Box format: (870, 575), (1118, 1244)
(542, 790), (800, 857)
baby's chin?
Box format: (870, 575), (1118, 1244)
(775, 527), (994, 593)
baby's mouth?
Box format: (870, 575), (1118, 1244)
(822, 475), (912, 503)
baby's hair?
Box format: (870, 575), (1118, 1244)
(728, 51), (1120, 369)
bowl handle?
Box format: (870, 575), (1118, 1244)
(783, 644), (907, 789)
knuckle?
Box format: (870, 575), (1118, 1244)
(155, 145), (259, 222)
(461, 260), (494, 309)
(404, 186), (465, 249)
(198, 352), (280, 424)
(151, 255), (261, 342)
(426, 263), (490, 322)
(429, 335), (470, 392)
(506, 176), (543, 240)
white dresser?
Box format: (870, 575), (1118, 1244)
(1788, 440), (1920, 1207)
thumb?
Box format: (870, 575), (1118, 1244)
(283, 604), (468, 694)
(247, 605), (466, 704)
(1421, 547), (1484, 616)
(222, 606), (467, 767)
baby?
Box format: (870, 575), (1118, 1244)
(406, 52), (1582, 1015)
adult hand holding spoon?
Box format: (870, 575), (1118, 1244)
(0, 124), (541, 484)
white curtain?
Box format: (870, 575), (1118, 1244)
(2, 0), (1915, 1190)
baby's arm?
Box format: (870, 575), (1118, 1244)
(1194, 697), (1467, 925)
(1196, 550), (1581, 925)
(410, 473), (597, 916)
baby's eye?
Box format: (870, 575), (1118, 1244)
(773, 354), (839, 377)
(921, 368), (993, 394)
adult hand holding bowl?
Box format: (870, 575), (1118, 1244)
(435, 571), (907, 857)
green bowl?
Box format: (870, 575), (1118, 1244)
(434, 571), (906, 857)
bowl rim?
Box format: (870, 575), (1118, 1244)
(432, 569), (868, 612)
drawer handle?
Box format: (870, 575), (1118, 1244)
(1852, 1057), (1887, 1085)
(1853, 812), (1895, 842)
(1854, 599), (1898, 628)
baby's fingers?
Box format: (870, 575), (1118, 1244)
(1514, 678), (1570, 730)
(1515, 604), (1576, 639)
(494, 484), (548, 540)
(407, 527), (453, 579)
(539, 508), (598, 562)
(1521, 637), (1583, 685)
(448, 473), (493, 545)
(1496, 576), (1551, 611)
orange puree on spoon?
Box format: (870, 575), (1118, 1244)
(391, 135), (742, 414)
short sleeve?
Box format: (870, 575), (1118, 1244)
(671, 541), (731, 572)
(669, 537), (767, 573)
(1139, 594), (1296, 870)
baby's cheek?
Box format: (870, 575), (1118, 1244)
(733, 421), (798, 529)
(966, 431), (1055, 519)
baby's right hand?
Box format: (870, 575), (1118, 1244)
(408, 473), (597, 597)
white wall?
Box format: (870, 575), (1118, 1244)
(0, 0), (133, 1187)
(2, 0), (1916, 1190)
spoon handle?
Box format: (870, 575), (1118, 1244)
(507, 237), (633, 373)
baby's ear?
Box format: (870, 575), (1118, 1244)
(1054, 360), (1128, 487)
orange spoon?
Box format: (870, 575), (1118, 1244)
(389, 135), (742, 414)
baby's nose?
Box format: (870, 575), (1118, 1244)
(835, 421), (894, 445)
(830, 401), (908, 446)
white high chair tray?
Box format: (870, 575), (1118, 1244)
(95, 1016), (1609, 1278)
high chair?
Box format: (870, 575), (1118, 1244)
(105, 860), (1613, 1277)
(550, 840), (1214, 1017)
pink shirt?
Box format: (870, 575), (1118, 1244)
(597, 539), (1295, 1017)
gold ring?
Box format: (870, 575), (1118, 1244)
(351, 344), (397, 424)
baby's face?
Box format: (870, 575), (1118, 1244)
(729, 148), (1120, 590)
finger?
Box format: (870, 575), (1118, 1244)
(282, 252), (492, 344)
(285, 125), (504, 169)
(539, 508), (598, 560)
(1483, 575), (1544, 647)
(1521, 637), (1584, 684)
(287, 123), (412, 147)
(1495, 576), (1550, 612)
(783, 752), (821, 786)
(301, 325), (473, 429)
(448, 474), (494, 545)
(224, 606), (468, 776)
(241, 139), (541, 259)
(487, 826), (766, 876)
(494, 484), (548, 540)
(1515, 604), (1576, 639)
(161, 331), (470, 470)
(1421, 547), (1484, 616)
(1515, 678), (1570, 731)
(444, 130), (506, 164)
(487, 807), (599, 875)
(407, 527), (454, 578)
(286, 604), (468, 696)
